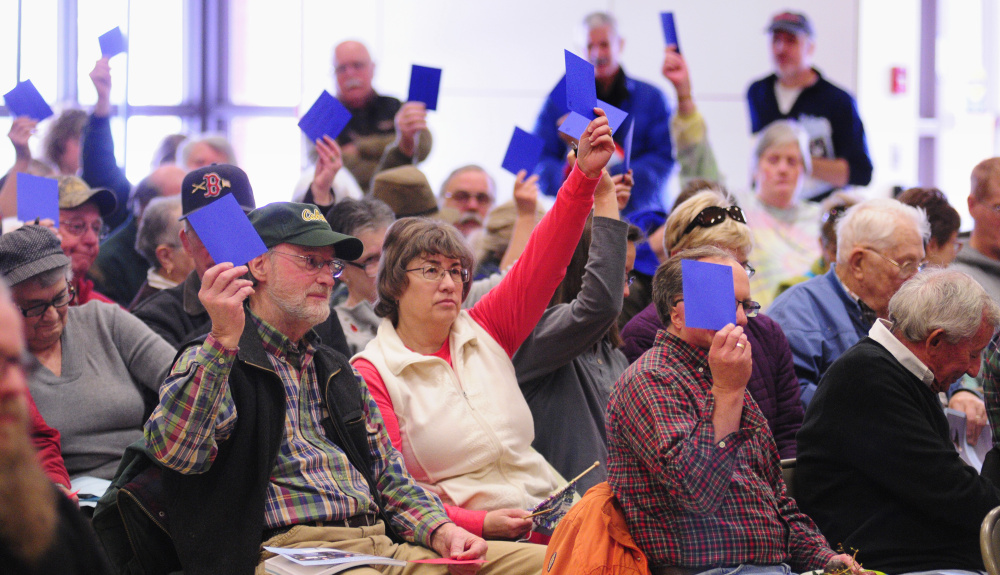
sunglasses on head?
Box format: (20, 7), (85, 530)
(680, 206), (747, 239)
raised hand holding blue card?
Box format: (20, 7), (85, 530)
(407, 65), (442, 110)
(185, 193), (267, 267)
(16, 173), (59, 225)
(3, 80), (54, 121)
(681, 259), (736, 330)
(501, 128), (544, 176)
(99, 26), (126, 58)
(661, 12), (681, 53)
(596, 99), (629, 134)
(298, 91), (353, 143)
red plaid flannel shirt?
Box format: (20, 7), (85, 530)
(607, 330), (834, 571)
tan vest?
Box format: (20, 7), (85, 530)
(355, 311), (565, 511)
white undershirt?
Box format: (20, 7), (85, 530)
(868, 319), (935, 388)
(774, 82), (803, 115)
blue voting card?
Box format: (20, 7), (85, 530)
(407, 65), (442, 110)
(501, 127), (544, 176)
(622, 118), (635, 173)
(558, 111), (591, 141)
(99, 26), (126, 57)
(185, 193), (267, 267)
(3, 80), (53, 121)
(298, 91), (353, 143)
(16, 173), (59, 225)
(564, 50), (596, 117)
(661, 12), (681, 53)
(562, 102), (627, 140)
(596, 99), (629, 134)
(681, 259), (736, 330)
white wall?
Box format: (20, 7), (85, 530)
(301, 0), (861, 202)
(856, 0), (921, 200)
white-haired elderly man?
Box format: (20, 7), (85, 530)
(769, 198), (987, 432)
(796, 269), (1000, 575)
(768, 198), (927, 406)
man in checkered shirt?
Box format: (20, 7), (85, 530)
(607, 246), (858, 575)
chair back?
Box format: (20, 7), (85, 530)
(980, 505), (1000, 575)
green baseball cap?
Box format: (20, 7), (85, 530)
(248, 202), (363, 261)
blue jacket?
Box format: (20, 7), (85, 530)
(532, 71), (674, 217)
(767, 269), (869, 407)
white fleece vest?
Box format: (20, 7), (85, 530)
(355, 311), (565, 511)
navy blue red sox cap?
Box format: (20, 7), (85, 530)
(179, 163), (256, 219)
(767, 11), (813, 38)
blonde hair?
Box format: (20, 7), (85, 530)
(664, 190), (753, 261)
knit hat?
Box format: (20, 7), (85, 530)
(371, 166), (438, 218)
(248, 202), (363, 261)
(0, 225), (71, 286)
(58, 176), (118, 217)
(180, 164), (256, 219)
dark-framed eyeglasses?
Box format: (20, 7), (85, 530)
(61, 219), (109, 241)
(680, 206), (747, 239)
(443, 190), (494, 206)
(862, 247), (927, 278)
(19, 284), (76, 318)
(346, 254), (381, 278)
(626, 274), (635, 287)
(738, 298), (762, 318)
(669, 296), (760, 319)
(272, 251), (345, 279)
(744, 262), (756, 279)
(405, 264), (470, 284)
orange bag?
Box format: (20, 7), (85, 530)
(543, 482), (650, 575)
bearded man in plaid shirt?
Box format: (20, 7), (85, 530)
(607, 246), (859, 575)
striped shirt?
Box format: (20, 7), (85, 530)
(144, 311), (449, 546)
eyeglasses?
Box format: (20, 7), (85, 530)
(61, 219), (109, 240)
(738, 298), (762, 318)
(863, 247), (927, 278)
(671, 297), (761, 319)
(406, 264), (471, 284)
(18, 284), (76, 318)
(443, 190), (494, 206)
(272, 251), (345, 279)
(744, 263), (756, 279)
(680, 206), (747, 239)
(346, 254), (381, 278)
(333, 61), (370, 75)
(626, 274), (635, 287)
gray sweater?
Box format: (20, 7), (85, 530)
(28, 301), (175, 479)
(513, 217), (629, 494)
(951, 245), (1000, 304)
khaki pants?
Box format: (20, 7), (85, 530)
(257, 522), (544, 575)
